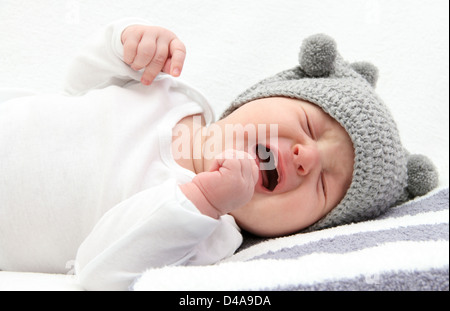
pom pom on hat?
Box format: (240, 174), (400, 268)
(351, 61), (379, 87)
(407, 154), (439, 197)
(298, 34), (337, 77)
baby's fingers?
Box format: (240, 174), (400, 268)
(123, 35), (140, 66)
(168, 38), (186, 77)
(246, 159), (260, 185)
(240, 156), (259, 186)
(216, 150), (257, 182)
(128, 32), (155, 72)
(122, 25), (143, 65)
(140, 38), (169, 85)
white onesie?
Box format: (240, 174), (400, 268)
(0, 19), (242, 290)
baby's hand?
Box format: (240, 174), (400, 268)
(121, 25), (186, 85)
(180, 150), (259, 219)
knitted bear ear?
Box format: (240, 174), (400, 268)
(298, 34), (337, 77)
(407, 154), (439, 197)
(350, 61), (379, 87)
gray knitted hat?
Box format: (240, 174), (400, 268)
(220, 34), (439, 232)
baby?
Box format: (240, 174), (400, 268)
(0, 19), (438, 290)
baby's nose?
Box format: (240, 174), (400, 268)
(292, 143), (320, 176)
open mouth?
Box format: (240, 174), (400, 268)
(256, 144), (279, 191)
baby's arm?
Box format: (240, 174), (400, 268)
(180, 150), (259, 219)
(76, 178), (242, 290)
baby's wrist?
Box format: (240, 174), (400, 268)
(179, 182), (221, 219)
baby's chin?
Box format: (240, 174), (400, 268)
(228, 208), (293, 238)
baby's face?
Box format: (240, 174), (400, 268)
(219, 97), (354, 237)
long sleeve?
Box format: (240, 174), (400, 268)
(75, 179), (242, 291)
(63, 18), (149, 96)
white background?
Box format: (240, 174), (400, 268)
(0, 0), (448, 185)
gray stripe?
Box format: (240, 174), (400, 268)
(270, 267), (449, 291)
(252, 223), (449, 261)
(379, 187), (449, 219)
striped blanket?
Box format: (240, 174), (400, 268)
(134, 187), (449, 291)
